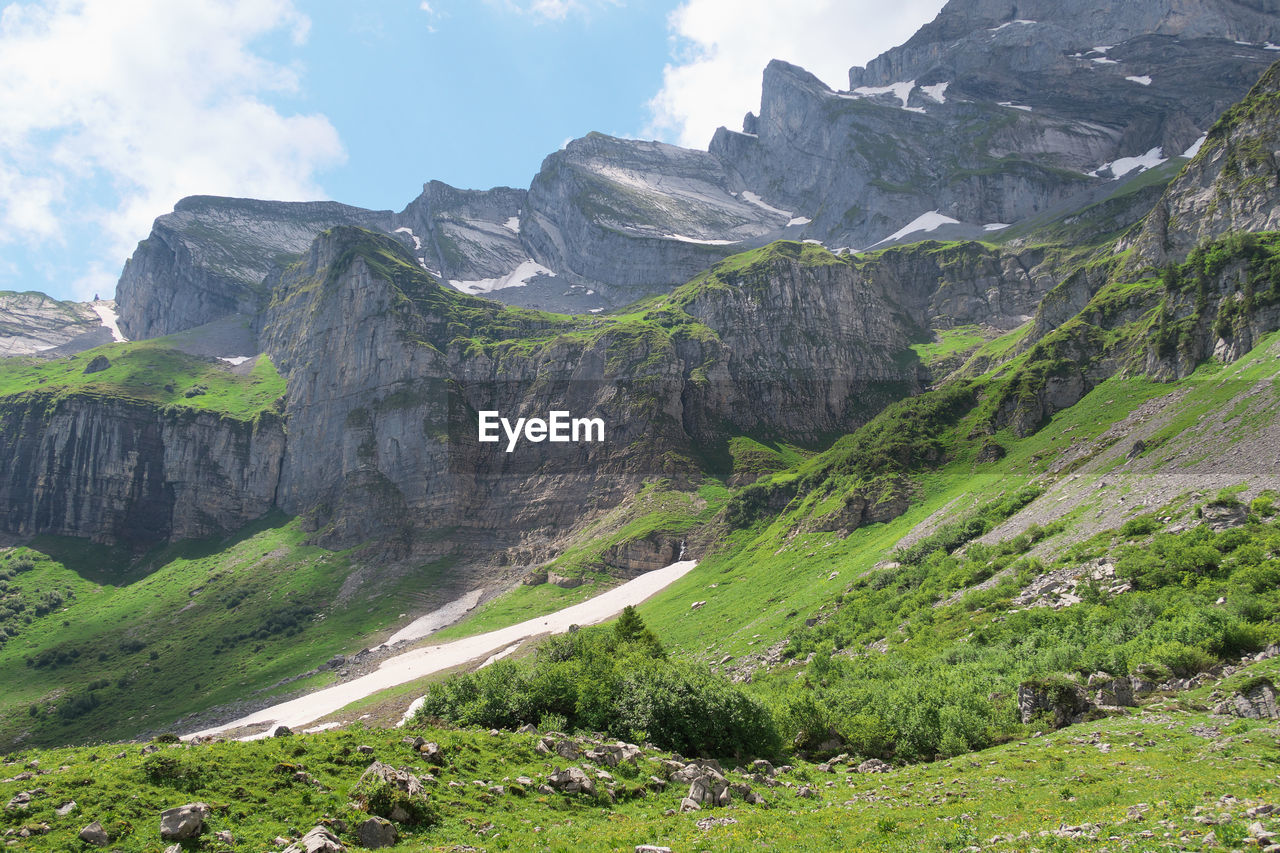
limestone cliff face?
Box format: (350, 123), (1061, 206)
(0, 293), (114, 357)
(1130, 61), (1280, 264)
(115, 197), (396, 340)
(0, 394), (283, 546)
(255, 229), (921, 556)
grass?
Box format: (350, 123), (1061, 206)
(0, 339), (285, 420)
(2, 699), (1279, 851)
(911, 325), (989, 370)
(0, 518), (463, 750)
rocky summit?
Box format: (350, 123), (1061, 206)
(6, 2), (1280, 852)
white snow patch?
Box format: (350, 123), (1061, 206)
(478, 642), (523, 669)
(1236, 40), (1254, 46)
(383, 588), (485, 647)
(503, 216), (520, 233)
(185, 560), (700, 740)
(394, 227), (423, 252)
(1091, 46), (1113, 54)
(1092, 57), (1120, 65)
(1126, 75), (1152, 86)
(303, 721), (344, 734)
(662, 234), (741, 246)
(983, 223), (1012, 232)
(998, 102), (1033, 112)
(990, 19), (1035, 32)
(876, 211), (962, 246)
(398, 696), (425, 727)
(739, 190), (793, 218)
(1266, 43), (1280, 51)
(1090, 146), (1167, 179)
(921, 82), (949, 103)
(1182, 134), (1207, 159)
(787, 216), (812, 227)
(589, 308), (604, 314)
(90, 302), (127, 342)
(449, 259), (556, 294)
(218, 356), (252, 366)
(903, 106), (927, 114)
(852, 79), (916, 108)
(802, 239), (823, 245)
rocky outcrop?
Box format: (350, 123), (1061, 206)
(256, 229), (919, 555)
(1130, 61), (1280, 264)
(0, 293), (115, 357)
(1221, 679), (1280, 719)
(116, 196), (396, 340)
(0, 394), (284, 546)
(1017, 678), (1091, 727)
(282, 826), (345, 853)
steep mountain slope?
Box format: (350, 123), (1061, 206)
(109, 0), (1279, 327)
(0, 293), (120, 357)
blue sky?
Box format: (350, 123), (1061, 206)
(0, 0), (944, 302)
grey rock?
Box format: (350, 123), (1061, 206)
(1017, 680), (1090, 727)
(356, 817), (397, 849)
(0, 292), (116, 356)
(547, 766), (596, 796)
(82, 355), (111, 374)
(857, 758), (892, 774)
(1225, 679), (1280, 719)
(78, 821), (109, 847)
(159, 802), (210, 841)
(282, 825), (344, 853)
(273, 725), (293, 737)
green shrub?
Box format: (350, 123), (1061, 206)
(348, 775), (437, 826)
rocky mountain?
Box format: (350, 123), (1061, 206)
(0, 292), (120, 357)
(104, 0), (1280, 331)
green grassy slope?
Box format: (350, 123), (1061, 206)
(0, 518), (465, 751)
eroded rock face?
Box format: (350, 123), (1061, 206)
(1224, 679), (1280, 719)
(1017, 680), (1090, 727)
(0, 292), (114, 357)
(0, 395), (284, 546)
(116, 197), (397, 340)
(257, 229), (921, 555)
(1130, 62), (1280, 264)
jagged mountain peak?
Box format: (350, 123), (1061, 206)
(851, 0), (1280, 89)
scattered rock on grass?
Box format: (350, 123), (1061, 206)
(159, 802), (210, 841)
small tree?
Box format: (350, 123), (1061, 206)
(614, 605), (664, 658)
(614, 605), (646, 643)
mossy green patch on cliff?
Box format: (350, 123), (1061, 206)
(0, 341), (284, 420)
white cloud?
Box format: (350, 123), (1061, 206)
(647, 0), (946, 149)
(488, 0), (620, 22)
(0, 0), (344, 299)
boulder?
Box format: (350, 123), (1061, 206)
(353, 762), (429, 823)
(282, 826), (344, 853)
(78, 821), (109, 847)
(679, 797), (701, 813)
(547, 572), (583, 589)
(1017, 679), (1090, 727)
(159, 802), (210, 841)
(516, 723), (538, 734)
(1223, 679), (1280, 719)
(273, 725), (293, 737)
(857, 758), (891, 773)
(547, 766), (596, 796)
(356, 817), (397, 849)
(418, 741), (444, 765)
(1088, 672), (1136, 707)
(215, 829), (235, 844)
(553, 740), (581, 761)
(82, 355), (110, 374)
